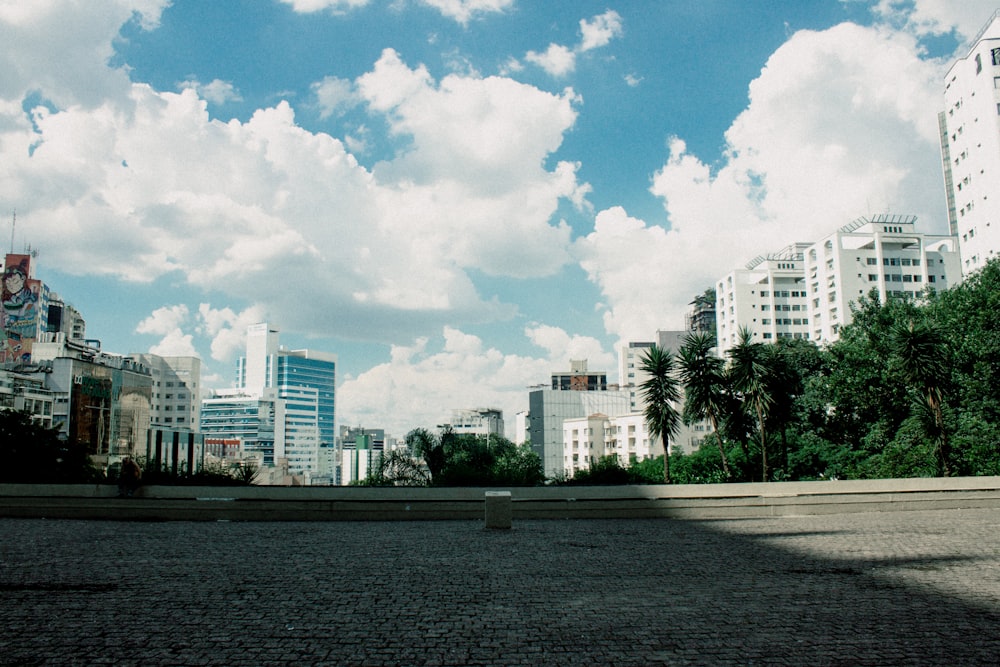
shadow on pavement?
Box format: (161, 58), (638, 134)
(0, 512), (997, 665)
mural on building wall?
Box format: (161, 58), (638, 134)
(1, 254), (41, 364)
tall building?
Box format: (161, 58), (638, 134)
(217, 323), (336, 479)
(715, 217), (960, 353)
(618, 331), (704, 455)
(805, 215), (960, 342)
(716, 244), (812, 357)
(685, 289), (717, 336)
(201, 389), (285, 467)
(2, 253), (50, 365)
(133, 354), (201, 432)
(30, 333), (152, 463)
(527, 383), (630, 479)
(338, 426), (386, 486)
(940, 10), (1000, 274)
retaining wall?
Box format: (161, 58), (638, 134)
(3, 476), (1000, 521)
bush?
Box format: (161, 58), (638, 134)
(0, 410), (102, 484)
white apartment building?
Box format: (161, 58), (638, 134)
(562, 412), (657, 477)
(716, 218), (960, 352)
(133, 354), (201, 431)
(940, 10), (1000, 274)
(716, 244), (812, 357)
(805, 215), (960, 341)
(619, 332), (705, 454)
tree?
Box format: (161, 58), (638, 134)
(677, 332), (732, 480)
(406, 427), (445, 481)
(727, 327), (774, 481)
(359, 449), (430, 486)
(891, 319), (952, 476)
(0, 410), (101, 483)
(639, 344), (682, 483)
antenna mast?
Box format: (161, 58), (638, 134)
(9, 209), (14, 254)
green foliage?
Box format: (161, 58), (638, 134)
(639, 343), (682, 483)
(403, 428), (544, 487)
(357, 449), (430, 487)
(0, 410), (102, 483)
(136, 456), (258, 486)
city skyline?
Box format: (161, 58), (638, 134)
(1, 1), (993, 437)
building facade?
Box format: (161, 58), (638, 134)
(561, 412), (656, 476)
(221, 323), (337, 480)
(716, 244), (812, 357)
(133, 354), (201, 432)
(805, 215), (960, 342)
(445, 408), (504, 438)
(940, 11), (1000, 274)
(527, 386), (630, 479)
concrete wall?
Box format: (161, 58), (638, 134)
(4, 477), (1000, 522)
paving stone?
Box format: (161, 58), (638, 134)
(1, 509), (1000, 664)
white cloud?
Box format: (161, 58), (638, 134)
(418, 0), (514, 26)
(579, 10), (623, 52)
(179, 78), (243, 105)
(2, 34), (583, 345)
(524, 10), (624, 78)
(278, 0), (371, 13)
(337, 324), (607, 438)
(196, 304), (267, 362)
(135, 304), (198, 357)
(0, 0), (167, 108)
(525, 43), (576, 77)
(311, 76), (356, 119)
(872, 0), (998, 41)
(524, 324), (615, 370)
(577, 21), (948, 344)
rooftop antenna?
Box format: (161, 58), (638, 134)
(9, 209), (14, 254)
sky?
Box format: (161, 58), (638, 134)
(1, 0), (996, 438)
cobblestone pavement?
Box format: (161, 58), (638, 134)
(2, 508), (1000, 666)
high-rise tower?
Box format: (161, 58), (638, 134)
(940, 11), (1000, 274)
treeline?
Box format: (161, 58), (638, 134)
(652, 256), (1000, 483)
(367, 257), (1000, 486)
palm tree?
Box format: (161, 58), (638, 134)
(727, 327), (774, 481)
(639, 344), (682, 484)
(891, 319), (952, 476)
(678, 332), (732, 480)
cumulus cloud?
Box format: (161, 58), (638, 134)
(311, 76), (356, 119)
(135, 304), (198, 356)
(196, 304), (267, 362)
(579, 10), (624, 52)
(179, 78), (243, 105)
(872, 0), (998, 41)
(577, 21), (949, 343)
(524, 324), (615, 370)
(525, 44), (577, 77)
(523, 9), (624, 78)
(2, 35), (584, 345)
(337, 324), (606, 437)
(419, 0), (514, 26)
(0, 0), (168, 108)
(278, 0), (371, 13)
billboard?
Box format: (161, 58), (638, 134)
(1, 254), (43, 364)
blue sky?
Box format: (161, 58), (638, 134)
(0, 0), (994, 436)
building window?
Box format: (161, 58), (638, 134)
(976, 53), (983, 73)
(992, 47), (1000, 66)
